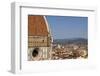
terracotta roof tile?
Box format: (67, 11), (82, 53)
(28, 15), (48, 36)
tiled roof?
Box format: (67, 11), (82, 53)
(28, 15), (48, 36)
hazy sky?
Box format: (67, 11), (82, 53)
(46, 16), (88, 39)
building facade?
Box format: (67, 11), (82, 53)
(28, 15), (53, 61)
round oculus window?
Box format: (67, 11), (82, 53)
(32, 48), (39, 57)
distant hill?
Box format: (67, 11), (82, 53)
(53, 38), (87, 45)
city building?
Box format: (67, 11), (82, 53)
(28, 15), (53, 61)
